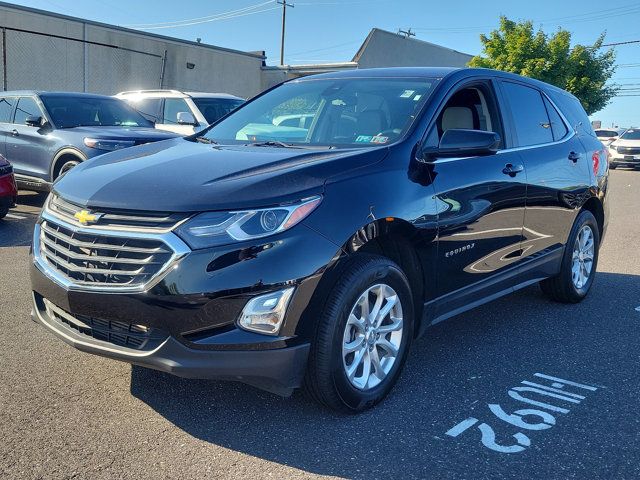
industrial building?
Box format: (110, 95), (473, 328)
(0, 2), (473, 98)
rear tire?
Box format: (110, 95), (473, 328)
(540, 210), (599, 303)
(303, 254), (414, 413)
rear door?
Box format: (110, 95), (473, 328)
(498, 80), (592, 282)
(426, 79), (528, 319)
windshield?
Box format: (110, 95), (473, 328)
(193, 98), (244, 124)
(201, 77), (438, 147)
(41, 95), (153, 129)
(620, 129), (640, 140)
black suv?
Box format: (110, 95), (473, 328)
(30, 68), (609, 412)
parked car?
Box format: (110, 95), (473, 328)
(0, 154), (17, 219)
(30, 67), (608, 412)
(595, 128), (625, 146)
(115, 90), (245, 135)
(0, 91), (179, 192)
(608, 127), (640, 169)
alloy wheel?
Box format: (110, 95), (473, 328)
(342, 283), (404, 390)
(571, 225), (595, 289)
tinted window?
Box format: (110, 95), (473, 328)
(192, 98), (244, 124)
(0, 97), (15, 123)
(546, 90), (595, 137)
(621, 129), (640, 140)
(203, 78), (437, 147)
(41, 95), (152, 128)
(163, 98), (190, 124)
(128, 98), (162, 123)
(543, 97), (568, 141)
(14, 97), (42, 125)
(502, 82), (553, 146)
(595, 130), (618, 138)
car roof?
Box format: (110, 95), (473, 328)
(116, 89), (243, 100)
(1, 90), (120, 100)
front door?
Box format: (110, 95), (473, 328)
(6, 96), (52, 180)
(425, 80), (528, 320)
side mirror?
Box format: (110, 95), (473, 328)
(177, 111), (196, 126)
(25, 115), (43, 127)
(434, 129), (500, 158)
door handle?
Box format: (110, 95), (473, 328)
(502, 163), (524, 177)
(10, 129), (19, 137)
(568, 151), (581, 163)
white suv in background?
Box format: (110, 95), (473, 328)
(608, 127), (640, 169)
(115, 90), (244, 135)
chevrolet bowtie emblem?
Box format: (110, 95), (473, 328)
(74, 210), (100, 225)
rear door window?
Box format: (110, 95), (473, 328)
(163, 98), (191, 124)
(502, 81), (553, 147)
(14, 97), (42, 125)
(0, 97), (15, 123)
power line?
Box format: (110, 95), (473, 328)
(124, 1), (276, 29)
(602, 39), (640, 47)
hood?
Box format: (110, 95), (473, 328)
(53, 138), (387, 212)
(612, 139), (640, 148)
(61, 126), (179, 141)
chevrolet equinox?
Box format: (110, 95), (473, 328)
(30, 68), (609, 412)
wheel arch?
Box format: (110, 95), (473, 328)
(50, 147), (87, 181)
(580, 196), (605, 239)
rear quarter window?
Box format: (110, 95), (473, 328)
(545, 90), (596, 138)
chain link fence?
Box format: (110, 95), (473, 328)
(0, 27), (164, 94)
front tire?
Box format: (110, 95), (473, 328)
(540, 210), (600, 303)
(304, 254), (414, 413)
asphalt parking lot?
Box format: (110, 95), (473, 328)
(1, 170), (639, 480)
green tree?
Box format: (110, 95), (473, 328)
(469, 17), (618, 115)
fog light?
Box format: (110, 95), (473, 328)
(238, 287), (295, 335)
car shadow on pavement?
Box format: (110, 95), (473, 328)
(130, 272), (639, 478)
(0, 192), (46, 247)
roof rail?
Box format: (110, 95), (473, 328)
(117, 89), (185, 96)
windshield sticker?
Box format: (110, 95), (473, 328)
(400, 90), (415, 98)
(371, 135), (389, 144)
(414, 94), (422, 101)
(356, 135), (373, 143)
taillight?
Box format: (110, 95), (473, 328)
(592, 150), (604, 177)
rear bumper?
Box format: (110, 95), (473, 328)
(31, 292), (310, 396)
(0, 174), (18, 208)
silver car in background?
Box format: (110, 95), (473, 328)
(116, 89), (244, 135)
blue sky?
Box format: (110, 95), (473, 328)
(9, 0), (640, 127)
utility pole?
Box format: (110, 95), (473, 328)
(397, 28), (416, 39)
(278, 0), (294, 66)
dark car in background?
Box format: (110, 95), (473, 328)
(0, 154), (17, 219)
(0, 92), (179, 191)
(30, 67), (608, 412)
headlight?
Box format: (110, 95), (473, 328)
(84, 138), (136, 151)
(175, 196), (321, 249)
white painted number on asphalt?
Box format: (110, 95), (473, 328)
(445, 373), (600, 454)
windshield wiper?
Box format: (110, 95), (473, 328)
(195, 136), (218, 145)
(247, 141), (335, 150)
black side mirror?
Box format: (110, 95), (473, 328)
(25, 115), (43, 127)
(434, 129), (500, 158)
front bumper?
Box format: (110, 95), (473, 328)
(31, 291), (310, 396)
(30, 214), (341, 395)
(609, 152), (640, 165)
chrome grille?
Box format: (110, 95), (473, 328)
(618, 147), (640, 155)
(39, 219), (175, 288)
(48, 194), (188, 231)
